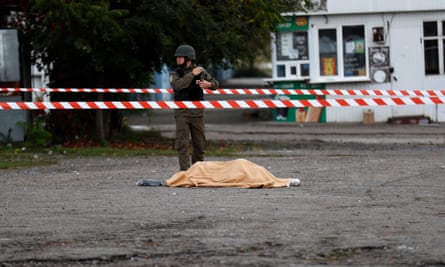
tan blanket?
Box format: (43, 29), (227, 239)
(166, 159), (294, 188)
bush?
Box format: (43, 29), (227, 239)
(17, 116), (52, 147)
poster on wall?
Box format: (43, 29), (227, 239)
(321, 57), (337, 76)
(275, 16), (309, 62)
(369, 46), (390, 83)
(344, 39), (366, 77)
(276, 31), (308, 61)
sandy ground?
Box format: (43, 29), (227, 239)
(1, 121), (445, 266)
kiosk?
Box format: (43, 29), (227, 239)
(270, 16), (326, 123)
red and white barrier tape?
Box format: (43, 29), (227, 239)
(1, 97), (444, 110)
(2, 87), (445, 97)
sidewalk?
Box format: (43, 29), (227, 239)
(127, 110), (445, 145)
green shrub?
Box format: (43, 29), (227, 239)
(17, 117), (52, 147)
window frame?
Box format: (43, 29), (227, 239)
(423, 20), (445, 75)
(311, 24), (370, 83)
(272, 30), (311, 81)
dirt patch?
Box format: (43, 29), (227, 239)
(1, 142), (445, 266)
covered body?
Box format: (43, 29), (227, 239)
(166, 159), (293, 188)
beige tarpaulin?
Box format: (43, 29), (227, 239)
(166, 159), (300, 188)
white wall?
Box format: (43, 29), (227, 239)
(307, 11), (445, 122)
(290, 0), (445, 15)
(325, 0), (445, 14)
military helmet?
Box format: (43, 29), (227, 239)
(174, 45), (196, 60)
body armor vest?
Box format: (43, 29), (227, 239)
(174, 68), (203, 101)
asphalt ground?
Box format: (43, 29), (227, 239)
(127, 109), (445, 145)
(1, 109), (445, 266)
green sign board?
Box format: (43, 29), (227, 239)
(276, 16), (309, 32)
(273, 81), (326, 123)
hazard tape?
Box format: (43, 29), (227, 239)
(2, 87), (445, 97)
(0, 97), (444, 110)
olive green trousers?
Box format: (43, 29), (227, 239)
(174, 109), (206, 170)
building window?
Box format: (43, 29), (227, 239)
(423, 20), (444, 75)
(315, 25), (367, 82)
(342, 26), (366, 77)
(319, 29), (338, 76)
(273, 30), (310, 80)
(276, 31), (309, 61)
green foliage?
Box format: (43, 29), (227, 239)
(148, 0), (313, 68)
(28, 0), (147, 87)
(27, 0), (311, 81)
(18, 0), (311, 143)
(17, 118), (52, 147)
(0, 147), (57, 169)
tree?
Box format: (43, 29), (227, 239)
(28, 0), (155, 143)
(25, 0), (311, 144)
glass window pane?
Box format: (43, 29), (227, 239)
(276, 32), (293, 60)
(342, 25), (366, 77)
(319, 29), (337, 76)
(301, 63), (310, 76)
(423, 21), (437, 37)
(293, 32), (309, 60)
(424, 40), (439, 74)
(277, 65), (286, 77)
(276, 31), (308, 61)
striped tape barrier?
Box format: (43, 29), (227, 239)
(2, 87), (445, 97)
(1, 96), (444, 110)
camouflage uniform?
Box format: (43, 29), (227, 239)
(170, 45), (219, 170)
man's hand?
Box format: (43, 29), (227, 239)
(198, 80), (212, 89)
(192, 67), (204, 76)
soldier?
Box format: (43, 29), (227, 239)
(170, 44), (219, 170)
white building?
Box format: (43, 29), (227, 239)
(270, 0), (445, 123)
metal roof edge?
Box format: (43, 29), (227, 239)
(283, 9), (445, 17)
